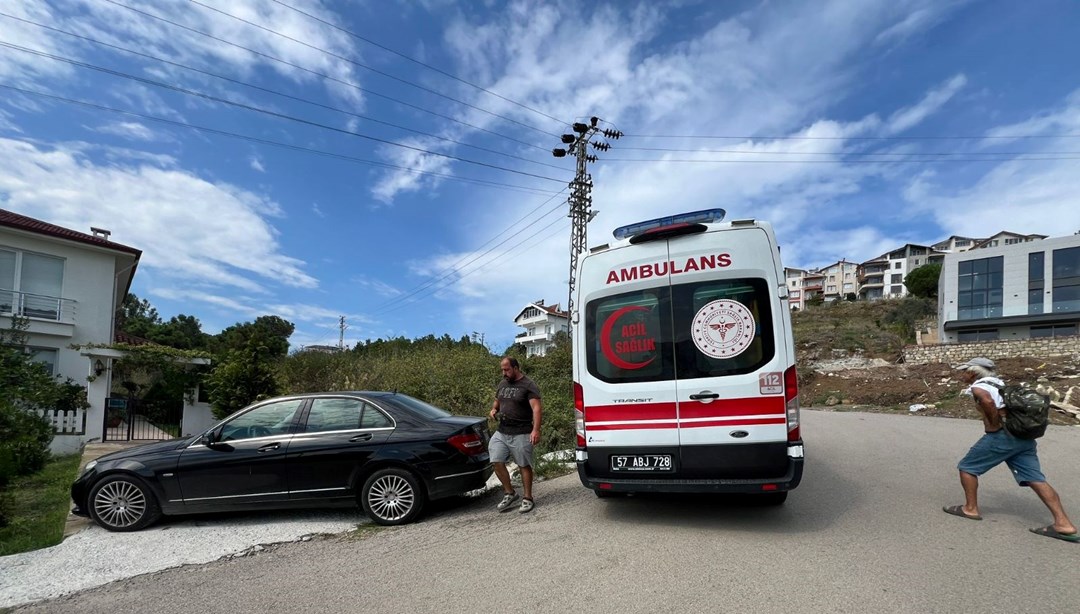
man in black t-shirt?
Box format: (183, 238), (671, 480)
(489, 356), (543, 513)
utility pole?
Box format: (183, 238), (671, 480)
(338, 315), (347, 351)
(552, 116), (622, 333)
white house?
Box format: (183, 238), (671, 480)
(938, 232), (1080, 343)
(513, 300), (569, 357)
(1, 209), (141, 454)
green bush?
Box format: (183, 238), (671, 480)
(0, 401), (54, 488)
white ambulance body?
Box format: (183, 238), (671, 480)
(572, 209), (803, 502)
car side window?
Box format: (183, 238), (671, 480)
(305, 398), (365, 433)
(220, 399), (303, 441)
(360, 404), (394, 429)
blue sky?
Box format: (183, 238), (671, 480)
(2, 0), (1079, 351)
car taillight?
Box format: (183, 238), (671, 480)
(448, 432), (485, 456)
(573, 381), (586, 448)
(784, 365), (800, 442)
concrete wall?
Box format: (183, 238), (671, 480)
(903, 336), (1080, 364)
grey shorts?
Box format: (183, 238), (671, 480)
(490, 431), (533, 467)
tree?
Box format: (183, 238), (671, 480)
(151, 314), (208, 350)
(1, 316), (86, 517)
(214, 315), (294, 358)
(904, 263), (942, 299)
(116, 293), (161, 338)
(206, 346), (280, 420)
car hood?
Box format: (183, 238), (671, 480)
(96, 438), (192, 463)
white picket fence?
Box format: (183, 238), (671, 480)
(34, 407), (87, 435)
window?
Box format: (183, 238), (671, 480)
(1051, 246), (1080, 313)
(956, 240), (970, 247)
(957, 256), (1004, 320)
(29, 347), (57, 376)
(827, 285), (836, 293)
(545, 324), (552, 334)
(914, 259), (920, 265)
(1030, 324), (1078, 338)
(0, 248), (65, 319)
(305, 398), (364, 432)
(585, 278), (775, 384)
(890, 285), (903, 295)
(958, 329), (999, 342)
(1029, 252), (1045, 315)
(1005, 238), (1021, 245)
(378, 394), (450, 420)
(219, 399), (304, 441)
(890, 274), (903, 284)
(843, 283), (853, 291)
(894, 262), (901, 269)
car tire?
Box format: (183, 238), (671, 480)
(757, 491), (788, 506)
(361, 468), (426, 526)
(88, 474), (162, 532)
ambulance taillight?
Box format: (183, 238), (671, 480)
(573, 381), (586, 448)
(784, 365), (800, 442)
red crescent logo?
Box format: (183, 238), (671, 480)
(600, 305), (655, 370)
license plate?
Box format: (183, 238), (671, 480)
(610, 454), (672, 472)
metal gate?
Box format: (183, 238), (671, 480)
(102, 397), (183, 441)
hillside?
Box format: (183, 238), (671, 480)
(792, 299), (1080, 426)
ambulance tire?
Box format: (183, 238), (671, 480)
(756, 492), (788, 506)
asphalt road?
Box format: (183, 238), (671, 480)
(16, 410), (1080, 614)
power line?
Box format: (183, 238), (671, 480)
(0, 83), (560, 196)
(0, 12), (565, 172)
(185, 0), (559, 139)
(623, 133), (1080, 141)
(368, 212), (571, 317)
(601, 156), (1080, 163)
(98, 0), (548, 152)
(368, 193), (569, 315)
(617, 146), (1080, 156)
(266, 0), (566, 127)
(0, 42), (569, 183)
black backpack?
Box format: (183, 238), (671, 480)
(987, 381), (1050, 440)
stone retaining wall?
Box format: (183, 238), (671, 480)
(903, 336), (1080, 365)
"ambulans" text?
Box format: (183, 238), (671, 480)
(606, 253), (732, 285)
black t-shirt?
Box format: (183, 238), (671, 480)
(495, 375), (541, 435)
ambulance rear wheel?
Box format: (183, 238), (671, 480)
(757, 492), (788, 506)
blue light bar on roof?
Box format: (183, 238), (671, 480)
(612, 208), (726, 240)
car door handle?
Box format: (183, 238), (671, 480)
(689, 393), (720, 400)
(349, 433), (373, 442)
(257, 443), (280, 452)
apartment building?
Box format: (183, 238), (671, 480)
(938, 232), (1080, 342)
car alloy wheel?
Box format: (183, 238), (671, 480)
(89, 475), (162, 532)
(361, 468), (425, 526)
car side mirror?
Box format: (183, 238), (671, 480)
(200, 432), (216, 447)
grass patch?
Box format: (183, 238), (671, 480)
(0, 453), (82, 556)
(343, 523), (390, 541)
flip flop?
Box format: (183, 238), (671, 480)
(942, 505), (982, 521)
(1030, 525), (1080, 543)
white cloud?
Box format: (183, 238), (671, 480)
(884, 74), (968, 135)
(0, 137), (317, 292)
(90, 121), (160, 141)
(249, 155), (265, 172)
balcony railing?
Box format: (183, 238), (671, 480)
(0, 289), (77, 323)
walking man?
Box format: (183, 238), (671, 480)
(943, 357), (1077, 542)
(489, 356), (542, 514)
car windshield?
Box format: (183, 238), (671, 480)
(378, 394), (452, 420)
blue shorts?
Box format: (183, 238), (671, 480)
(957, 430), (1046, 485)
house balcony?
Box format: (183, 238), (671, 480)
(0, 289), (77, 336)
(802, 283), (823, 292)
(516, 332), (555, 344)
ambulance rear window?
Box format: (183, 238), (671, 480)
(585, 278), (775, 384)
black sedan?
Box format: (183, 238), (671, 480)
(72, 392), (493, 531)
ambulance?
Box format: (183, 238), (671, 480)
(572, 209), (803, 502)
